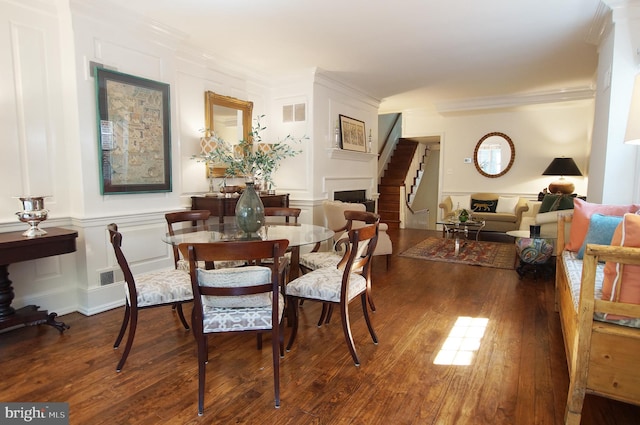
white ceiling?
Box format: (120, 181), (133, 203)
(105, 0), (606, 113)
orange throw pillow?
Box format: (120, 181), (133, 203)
(602, 213), (640, 319)
(565, 198), (640, 251)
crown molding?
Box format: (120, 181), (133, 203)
(434, 86), (595, 114)
(314, 68), (382, 108)
(603, 0), (640, 22)
(585, 1), (612, 45)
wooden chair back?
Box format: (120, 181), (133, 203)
(343, 223), (378, 278)
(264, 207), (301, 223)
(165, 210), (211, 268)
(335, 211), (380, 269)
(184, 239), (289, 301)
(107, 223), (137, 305)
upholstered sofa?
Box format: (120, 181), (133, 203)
(439, 193), (529, 232)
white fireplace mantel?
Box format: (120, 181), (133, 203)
(326, 148), (376, 162)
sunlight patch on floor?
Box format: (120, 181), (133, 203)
(433, 316), (489, 366)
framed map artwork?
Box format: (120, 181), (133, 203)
(95, 68), (171, 194)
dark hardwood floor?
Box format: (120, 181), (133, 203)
(1, 229), (639, 424)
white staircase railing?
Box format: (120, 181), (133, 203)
(405, 144), (430, 208)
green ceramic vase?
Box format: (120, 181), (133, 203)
(235, 182), (265, 233)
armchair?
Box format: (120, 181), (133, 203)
(321, 200), (392, 267)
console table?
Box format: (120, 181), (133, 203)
(0, 227), (78, 333)
(191, 193), (289, 223)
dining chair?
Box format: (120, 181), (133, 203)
(107, 223), (193, 372)
(183, 238), (290, 415)
(166, 210), (249, 271)
(264, 207), (301, 223)
(165, 210), (211, 271)
(285, 223), (379, 366)
(263, 207), (301, 281)
(299, 210), (380, 325)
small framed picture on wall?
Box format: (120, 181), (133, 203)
(339, 114), (366, 152)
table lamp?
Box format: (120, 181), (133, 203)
(542, 157), (582, 194)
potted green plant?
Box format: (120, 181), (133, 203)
(458, 208), (470, 222)
(192, 115), (306, 193)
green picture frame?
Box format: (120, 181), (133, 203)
(95, 68), (171, 194)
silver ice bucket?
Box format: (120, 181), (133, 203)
(16, 196), (49, 237)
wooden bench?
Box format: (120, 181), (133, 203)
(555, 214), (640, 424)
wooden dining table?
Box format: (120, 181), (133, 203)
(162, 222), (334, 279)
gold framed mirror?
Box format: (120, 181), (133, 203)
(203, 92), (253, 178)
(473, 132), (515, 178)
(204, 91), (253, 143)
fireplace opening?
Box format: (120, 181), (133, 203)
(333, 190), (375, 212)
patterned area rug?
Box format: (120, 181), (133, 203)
(399, 237), (516, 269)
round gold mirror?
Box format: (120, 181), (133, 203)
(473, 132), (515, 178)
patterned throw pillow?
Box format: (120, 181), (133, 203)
(576, 214), (623, 260)
(471, 198), (497, 213)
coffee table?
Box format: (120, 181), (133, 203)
(437, 219), (486, 256)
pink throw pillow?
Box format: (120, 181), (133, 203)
(602, 213), (640, 319)
(565, 198), (640, 252)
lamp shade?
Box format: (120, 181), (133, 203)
(542, 157), (582, 176)
(625, 74), (640, 145)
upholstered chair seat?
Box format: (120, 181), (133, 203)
(127, 269), (193, 308)
(285, 267), (366, 303)
(196, 266), (285, 332)
(299, 251), (343, 271)
(201, 298), (285, 333)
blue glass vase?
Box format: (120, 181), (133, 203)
(235, 182), (265, 234)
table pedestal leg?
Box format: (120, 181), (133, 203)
(289, 246), (300, 280)
(0, 264), (69, 333)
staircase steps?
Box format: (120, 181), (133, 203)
(407, 147), (430, 205)
(378, 139), (418, 230)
